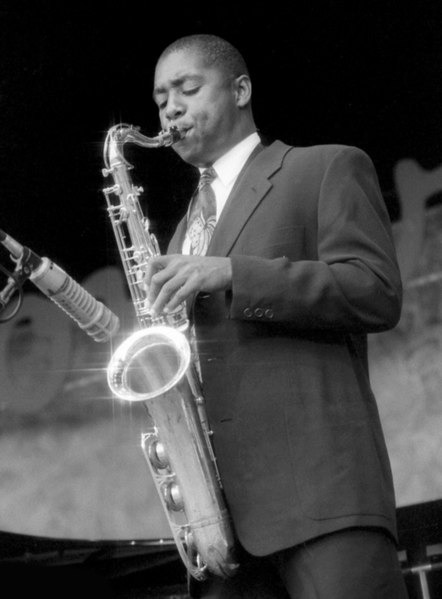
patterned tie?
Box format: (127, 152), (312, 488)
(187, 167), (217, 255)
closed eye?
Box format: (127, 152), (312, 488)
(182, 87), (200, 96)
(155, 87), (199, 109)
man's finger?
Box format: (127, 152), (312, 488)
(149, 268), (195, 316)
(163, 278), (198, 314)
(144, 254), (171, 284)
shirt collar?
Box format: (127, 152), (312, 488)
(200, 132), (260, 188)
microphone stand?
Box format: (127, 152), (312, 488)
(0, 249), (36, 321)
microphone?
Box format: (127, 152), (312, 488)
(0, 229), (120, 342)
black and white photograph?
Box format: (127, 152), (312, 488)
(0, 3), (441, 597)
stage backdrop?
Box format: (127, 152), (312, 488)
(0, 157), (441, 541)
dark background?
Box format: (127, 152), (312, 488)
(0, 2), (441, 281)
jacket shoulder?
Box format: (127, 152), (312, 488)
(268, 141), (376, 175)
(274, 141), (372, 161)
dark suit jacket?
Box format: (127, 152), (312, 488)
(167, 140), (402, 556)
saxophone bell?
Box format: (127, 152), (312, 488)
(106, 323), (239, 581)
(107, 326), (191, 402)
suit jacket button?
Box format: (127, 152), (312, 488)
(264, 308), (274, 319)
(243, 308), (253, 318)
(254, 308), (264, 317)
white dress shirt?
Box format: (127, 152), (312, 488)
(182, 131), (261, 255)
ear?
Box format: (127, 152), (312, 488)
(233, 74), (252, 107)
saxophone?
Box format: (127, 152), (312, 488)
(102, 123), (238, 581)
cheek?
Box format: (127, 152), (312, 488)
(198, 104), (229, 135)
(194, 94), (227, 131)
(197, 111), (211, 130)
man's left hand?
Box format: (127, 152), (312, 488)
(144, 254), (232, 316)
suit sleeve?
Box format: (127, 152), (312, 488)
(228, 147), (402, 332)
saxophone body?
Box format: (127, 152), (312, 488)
(102, 124), (238, 580)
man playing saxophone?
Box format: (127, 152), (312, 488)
(144, 34), (408, 599)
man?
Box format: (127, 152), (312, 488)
(146, 34), (408, 598)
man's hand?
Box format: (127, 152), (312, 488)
(145, 254), (232, 316)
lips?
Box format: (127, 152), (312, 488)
(174, 125), (192, 139)
(179, 128), (190, 139)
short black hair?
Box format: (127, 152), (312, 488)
(158, 34), (250, 78)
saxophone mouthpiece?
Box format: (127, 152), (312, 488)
(169, 127), (184, 144)
(159, 127), (183, 146)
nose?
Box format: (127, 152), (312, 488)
(164, 93), (185, 122)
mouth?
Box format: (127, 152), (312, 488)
(173, 125), (192, 141)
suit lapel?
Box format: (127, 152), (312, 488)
(207, 140), (292, 257)
(167, 140), (292, 257)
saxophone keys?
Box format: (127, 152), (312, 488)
(148, 439), (169, 471)
(162, 481), (184, 511)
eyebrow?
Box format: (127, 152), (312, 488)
(153, 74), (204, 100)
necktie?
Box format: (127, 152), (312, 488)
(187, 167), (217, 255)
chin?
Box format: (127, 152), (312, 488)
(173, 145), (204, 168)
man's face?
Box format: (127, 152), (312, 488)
(153, 49), (242, 167)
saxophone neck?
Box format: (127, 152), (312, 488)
(103, 123), (182, 170)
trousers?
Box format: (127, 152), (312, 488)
(189, 527), (409, 599)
